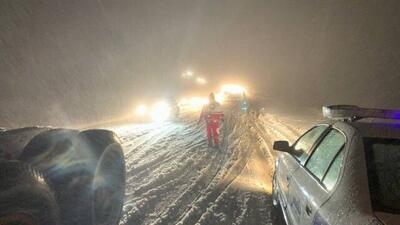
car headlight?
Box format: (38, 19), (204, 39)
(221, 84), (247, 95)
(135, 105), (148, 116)
(151, 101), (171, 122)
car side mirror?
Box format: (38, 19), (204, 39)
(273, 141), (291, 152)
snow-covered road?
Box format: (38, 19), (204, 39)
(112, 111), (311, 225)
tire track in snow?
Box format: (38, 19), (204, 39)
(124, 123), (179, 161)
(168, 115), (256, 225)
(147, 119), (235, 225)
(126, 124), (205, 185)
(189, 115), (268, 225)
(183, 113), (299, 225)
(116, 110), (307, 225)
(117, 119), (218, 225)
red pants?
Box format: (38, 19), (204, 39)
(206, 122), (220, 145)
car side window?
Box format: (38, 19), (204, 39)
(322, 150), (345, 191)
(305, 129), (346, 181)
(293, 125), (328, 164)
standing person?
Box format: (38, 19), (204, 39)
(198, 93), (224, 148)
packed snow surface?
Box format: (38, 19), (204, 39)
(111, 111), (313, 225)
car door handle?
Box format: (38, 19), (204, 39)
(305, 204), (312, 216)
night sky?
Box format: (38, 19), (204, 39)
(1, 0), (399, 127)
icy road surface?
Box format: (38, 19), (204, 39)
(112, 112), (311, 225)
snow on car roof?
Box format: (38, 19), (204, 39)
(323, 105), (400, 138)
(350, 121), (400, 139)
(323, 105), (400, 121)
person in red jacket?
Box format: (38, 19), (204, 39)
(198, 93), (224, 148)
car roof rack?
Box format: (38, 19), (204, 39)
(322, 105), (400, 122)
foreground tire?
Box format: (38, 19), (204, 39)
(19, 129), (125, 225)
(0, 161), (60, 225)
(80, 130), (126, 225)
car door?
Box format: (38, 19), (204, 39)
(288, 128), (347, 225)
(276, 125), (329, 224)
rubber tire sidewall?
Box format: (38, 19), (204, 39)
(0, 161), (60, 225)
(92, 143), (125, 225)
(79, 130), (126, 225)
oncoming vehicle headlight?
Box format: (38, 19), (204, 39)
(221, 84), (247, 95)
(151, 101), (171, 122)
(135, 104), (148, 116)
(215, 92), (225, 104)
(189, 97), (208, 109)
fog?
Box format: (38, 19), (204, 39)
(1, 0), (399, 128)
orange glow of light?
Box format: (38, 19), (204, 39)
(135, 104), (148, 116)
(231, 150), (273, 194)
(221, 84), (247, 95)
(196, 77), (207, 84)
(182, 70), (194, 78)
(215, 92), (225, 104)
(178, 96), (208, 110)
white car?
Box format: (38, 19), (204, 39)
(272, 105), (400, 225)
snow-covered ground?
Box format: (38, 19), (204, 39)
(112, 109), (316, 225)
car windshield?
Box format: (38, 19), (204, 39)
(364, 138), (400, 214)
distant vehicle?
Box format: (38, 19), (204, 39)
(272, 105), (400, 225)
(135, 99), (180, 122)
(172, 101), (180, 118)
(167, 98), (180, 119)
(0, 127), (125, 225)
(221, 91), (245, 104)
(218, 84), (247, 104)
(223, 93), (243, 103)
